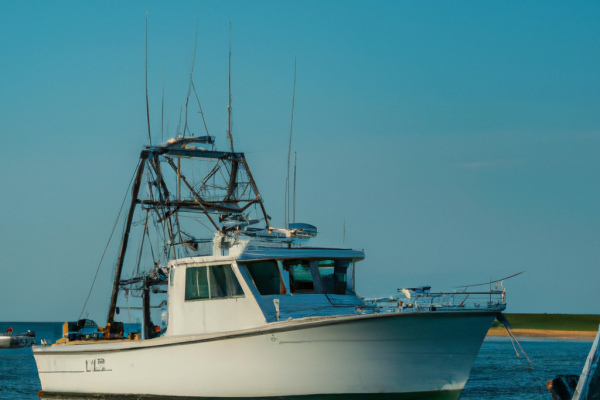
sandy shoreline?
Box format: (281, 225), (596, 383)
(487, 327), (597, 340)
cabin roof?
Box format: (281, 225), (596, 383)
(169, 247), (365, 267)
(237, 246), (365, 262)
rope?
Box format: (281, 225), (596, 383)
(77, 161), (141, 320)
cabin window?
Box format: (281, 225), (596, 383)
(318, 260), (349, 295)
(284, 260), (315, 293)
(185, 264), (244, 301)
(284, 259), (350, 295)
(243, 261), (286, 295)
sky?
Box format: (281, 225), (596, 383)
(0, 1), (599, 321)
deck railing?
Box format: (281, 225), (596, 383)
(361, 290), (506, 313)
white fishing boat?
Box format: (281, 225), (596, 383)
(33, 135), (507, 399)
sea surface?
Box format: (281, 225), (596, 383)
(0, 321), (593, 400)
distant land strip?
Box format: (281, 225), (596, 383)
(487, 313), (600, 340)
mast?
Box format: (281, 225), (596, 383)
(145, 12), (151, 145)
(106, 153), (148, 332)
(285, 58), (296, 228)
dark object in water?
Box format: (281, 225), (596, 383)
(547, 324), (600, 400)
(0, 330), (36, 348)
(572, 325), (600, 400)
(547, 375), (580, 400)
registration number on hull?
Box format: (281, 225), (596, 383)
(86, 358), (111, 372)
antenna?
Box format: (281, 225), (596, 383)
(285, 58), (297, 228)
(343, 217), (346, 245)
(177, 106), (182, 136)
(145, 11), (151, 144)
(184, 21), (199, 138)
(227, 22), (234, 152)
(293, 151), (297, 223)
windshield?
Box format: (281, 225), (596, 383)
(283, 259), (350, 295)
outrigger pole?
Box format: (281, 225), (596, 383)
(105, 152), (148, 333)
(227, 22), (234, 153)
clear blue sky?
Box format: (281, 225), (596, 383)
(0, 1), (598, 321)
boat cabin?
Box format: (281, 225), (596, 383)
(164, 236), (365, 336)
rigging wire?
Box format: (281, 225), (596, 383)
(146, 216), (158, 266)
(191, 80), (210, 137)
(146, 168), (166, 266)
(132, 210), (150, 278)
(179, 215), (214, 233)
(149, 156), (176, 258)
(77, 161), (141, 320)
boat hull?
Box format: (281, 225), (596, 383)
(34, 311), (496, 398)
(40, 392), (462, 399)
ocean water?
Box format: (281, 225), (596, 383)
(460, 337), (590, 399)
(0, 322), (62, 399)
(0, 322), (593, 400)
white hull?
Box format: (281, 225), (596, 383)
(34, 311), (496, 398)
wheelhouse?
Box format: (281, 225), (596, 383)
(164, 242), (365, 336)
